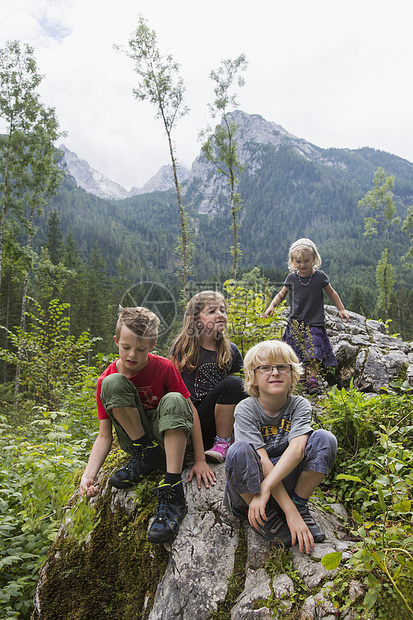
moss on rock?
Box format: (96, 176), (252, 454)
(32, 467), (168, 620)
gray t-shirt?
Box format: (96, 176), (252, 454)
(284, 269), (330, 326)
(234, 395), (313, 455)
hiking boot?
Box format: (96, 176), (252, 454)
(252, 505), (292, 548)
(109, 441), (164, 489)
(148, 480), (187, 544)
(205, 439), (231, 463)
(297, 504), (326, 542)
(307, 377), (322, 395)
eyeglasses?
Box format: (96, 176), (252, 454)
(254, 364), (292, 375)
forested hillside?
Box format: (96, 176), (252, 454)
(39, 112), (413, 339)
(2, 111), (413, 379)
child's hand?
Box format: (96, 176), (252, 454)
(285, 509), (314, 554)
(247, 490), (271, 530)
(340, 309), (350, 323)
(263, 305), (274, 318)
(79, 475), (99, 499)
(188, 460), (216, 490)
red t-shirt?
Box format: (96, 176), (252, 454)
(96, 353), (191, 420)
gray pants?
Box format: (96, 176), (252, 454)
(224, 430), (337, 515)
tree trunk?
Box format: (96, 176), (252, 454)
(167, 131), (191, 301)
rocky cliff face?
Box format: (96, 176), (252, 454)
(58, 145), (132, 200)
(180, 110), (358, 216)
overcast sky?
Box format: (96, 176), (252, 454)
(1, 0), (413, 190)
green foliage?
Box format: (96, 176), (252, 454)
(0, 40), (64, 295)
(0, 405), (97, 619)
(224, 270), (285, 356)
(402, 204), (413, 267)
(376, 248), (395, 315)
(321, 383), (413, 617)
(359, 168), (401, 319)
(0, 298), (100, 406)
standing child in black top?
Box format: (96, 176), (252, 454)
(264, 238), (349, 394)
(171, 290), (246, 462)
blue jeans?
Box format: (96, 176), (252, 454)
(224, 430), (337, 515)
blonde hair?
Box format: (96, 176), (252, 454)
(115, 306), (160, 343)
(172, 290), (232, 373)
(243, 340), (302, 397)
(288, 238), (322, 272)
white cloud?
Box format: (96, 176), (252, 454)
(1, 0), (413, 189)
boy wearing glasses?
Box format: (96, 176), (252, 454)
(224, 340), (337, 554)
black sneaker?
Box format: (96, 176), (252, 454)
(147, 480), (187, 544)
(252, 505), (292, 548)
(297, 504), (326, 542)
(109, 441), (164, 489)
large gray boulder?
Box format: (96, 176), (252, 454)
(324, 307), (413, 391)
(33, 463), (353, 620)
(278, 306), (413, 391)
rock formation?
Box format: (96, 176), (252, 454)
(33, 462), (351, 620)
(325, 306), (413, 391)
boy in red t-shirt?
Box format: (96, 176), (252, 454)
(80, 307), (215, 544)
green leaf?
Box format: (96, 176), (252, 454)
(364, 588), (378, 609)
(392, 499), (412, 513)
(372, 551), (386, 571)
(321, 551), (342, 570)
(336, 474), (363, 482)
(352, 510), (363, 524)
(377, 486), (387, 513)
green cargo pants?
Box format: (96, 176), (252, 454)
(100, 373), (193, 453)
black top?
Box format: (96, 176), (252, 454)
(178, 342), (243, 405)
(284, 269), (330, 326)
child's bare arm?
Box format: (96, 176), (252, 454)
(263, 286), (289, 317)
(324, 284), (349, 322)
(80, 419), (113, 498)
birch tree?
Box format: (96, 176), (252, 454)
(118, 18), (192, 300)
(200, 54), (248, 280)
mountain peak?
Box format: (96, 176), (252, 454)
(58, 145), (131, 200)
(58, 145), (190, 200)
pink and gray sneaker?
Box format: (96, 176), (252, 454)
(204, 439), (231, 463)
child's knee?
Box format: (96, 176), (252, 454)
(157, 393), (193, 438)
(219, 375), (246, 400)
(226, 441), (259, 473)
(304, 429), (338, 473)
(100, 374), (138, 413)
(313, 429), (338, 457)
(225, 441), (263, 495)
(101, 373), (133, 396)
